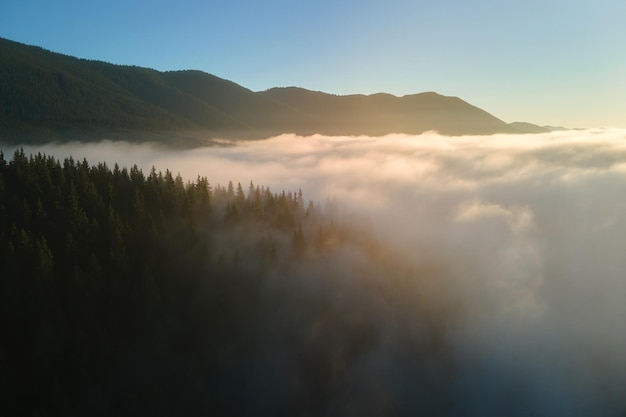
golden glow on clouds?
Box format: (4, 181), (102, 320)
(5, 128), (626, 413)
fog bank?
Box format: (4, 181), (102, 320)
(5, 128), (626, 415)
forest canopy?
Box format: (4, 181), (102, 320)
(0, 149), (448, 416)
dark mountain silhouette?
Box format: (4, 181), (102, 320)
(259, 87), (519, 136)
(1, 37), (526, 145)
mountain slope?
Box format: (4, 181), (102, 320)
(508, 121), (550, 134)
(259, 88), (515, 135)
(1, 37), (518, 144)
(0, 38), (251, 131)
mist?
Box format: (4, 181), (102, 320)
(5, 128), (626, 415)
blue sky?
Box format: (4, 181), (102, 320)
(2, 0), (625, 128)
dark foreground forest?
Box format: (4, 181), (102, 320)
(0, 150), (455, 416)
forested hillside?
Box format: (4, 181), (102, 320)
(0, 36), (519, 145)
(0, 150), (453, 416)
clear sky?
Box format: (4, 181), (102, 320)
(2, 0), (625, 128)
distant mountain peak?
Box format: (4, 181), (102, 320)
(508, 121), (550, 134)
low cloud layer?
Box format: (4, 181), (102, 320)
(6, 128), (626, 415)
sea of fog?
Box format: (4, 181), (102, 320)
(4, 128), (626, 415)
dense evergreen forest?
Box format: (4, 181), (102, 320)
(0, 150), (454, 416)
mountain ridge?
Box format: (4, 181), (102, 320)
(0, 37), (538, 145)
